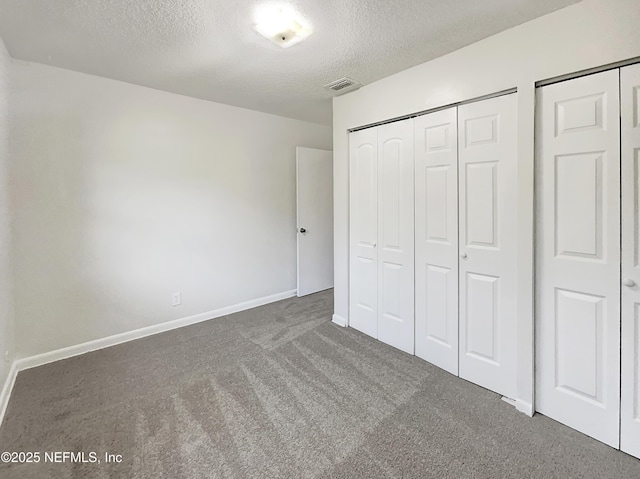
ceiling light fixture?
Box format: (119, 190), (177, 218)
(254, 7), (313, 48)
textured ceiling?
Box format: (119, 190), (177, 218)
(0, 0), (579, 125)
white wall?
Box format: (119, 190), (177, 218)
(0, 38), (14, 395)
(10, 60), (332, 358)
(333, 0), (640, 412)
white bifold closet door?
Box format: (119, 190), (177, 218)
(457, 95), (518, 399)
(377, 120), (415, 354)
(349, 127), (378, 339)
(414, 96), (517, 395)
(536, 69), (621, 447)
(621, 63), (640, 458)
(414, 107), (459, 374)
(349, 119), (415, 354)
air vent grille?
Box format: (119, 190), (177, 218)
(323, 77), (362, 95)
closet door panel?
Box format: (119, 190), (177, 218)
(621, 63), (640, 459)
(349, 127), (378, 338)
(377, 119), (415, 354)
(536, 70), (620, 447)
(414, 108), (459, 373)
(458, 94), (517, 398)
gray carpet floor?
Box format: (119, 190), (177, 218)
(1, 289), (639, 478)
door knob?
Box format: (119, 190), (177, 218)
(460, 253), (468, 259)
(623, 279), (636, 287)
(299, 228), (306, 233)
(373, 243), (377, 248)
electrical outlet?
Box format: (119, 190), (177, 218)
(172, 292), (182, 306)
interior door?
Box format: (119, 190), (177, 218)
(349, 128), (378, 338)
(458, 94), (517, 398)
(621, 63), (640, 458)
(536, 70), (621, 447)
(377, 119), (415, 354)
(296, 147), (334, 297)
(414, 107), (459, 373)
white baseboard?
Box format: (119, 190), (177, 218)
(501, 396), (516, 407)
(1, 289), (297, 428)
(15, 289), (297, 373)
(0, 361), (18, 428)
(332, 314), (347, 327)
(516, 399), (534, 417)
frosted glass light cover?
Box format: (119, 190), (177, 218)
(254, 8), (312, 48)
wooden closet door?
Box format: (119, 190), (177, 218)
(377, 119), (415, 354)
(621, 63), (640, 459)
(349, 127), (378, 338)
(414, 107), (459, 373)
(458, 94), (518, 399)
(536, 70), (621, 447)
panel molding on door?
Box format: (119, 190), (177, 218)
(621, 63), (640, 458)
(458, 94), (518, 399)
(414, 107), (459, 373)
(349, 127), (378, 338)
(536, 69), (621, 448)
(377, 119), (415, 354)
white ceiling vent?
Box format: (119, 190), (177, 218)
(323, 77), (362, 96)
